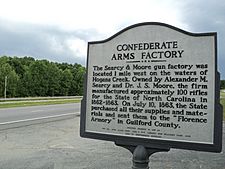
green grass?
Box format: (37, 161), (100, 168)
(221, 90), (225, 120)
(221, 91), (225, 98)
(0, 97), (82, 102)
(0, 99), (81, 109)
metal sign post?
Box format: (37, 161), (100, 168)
(132, 145), (167, 169)
(115, 142), (170, 169)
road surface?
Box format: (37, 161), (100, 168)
(0, 116), (224, 169)
(0, 103), (80, 123)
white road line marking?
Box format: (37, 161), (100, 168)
(0, 112), (80, 125)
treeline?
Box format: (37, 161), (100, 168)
(0, 56), (86, 98)
(221, 80), (225, 89)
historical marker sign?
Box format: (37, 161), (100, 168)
(80, 22), (222, 152)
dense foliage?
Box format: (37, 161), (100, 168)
(221, 80), (225, 89)
(0, 56), (86, 98)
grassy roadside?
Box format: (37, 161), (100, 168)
(221, 90), (225, 121)
(0, 98), (81, 109)
(220, 101), (225, 121)
(221, 99), (225, 121)
(221, 91), (225, 98)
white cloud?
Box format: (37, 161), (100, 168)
(0, 0), (187, 64)
(0, 0), (185, 34)
(66, 38), (87, 58)
(48, 36), (65, 53)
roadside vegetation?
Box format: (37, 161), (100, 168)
(221, 80), (225, 120)
(221, 100), (225, 121)
(0, 56), (84, 108)
(221, 90), (225, 98)
(221, 90), (225, 121)
(0, 56), (85, 98)
(0, 97), (82, 108)
(221, 80), (225, 90)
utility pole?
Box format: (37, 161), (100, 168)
(4, 76), (7, 99)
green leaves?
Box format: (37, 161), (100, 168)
(221, 80), (225, 89)
(0, 59), (19, 98)
(0, 56), (86, 97)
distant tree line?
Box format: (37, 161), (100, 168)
(221, 80), (225, 89)
(0, 56), (86, 98)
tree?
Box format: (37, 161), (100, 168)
(19, 66), (33, 97)
(59, 69), (73, 96)
(70, 64), (86, 95)
(8, 57), (26, 77)
(221, 80), (225, 89)
(0, 63), (19, 98)
(46, 62), (61, 96)
(28, 61), (49, 96)
(0, 56), (86, 97)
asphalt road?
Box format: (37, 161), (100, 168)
(0, 116), (224, 169)
(0, 103), (80, 123)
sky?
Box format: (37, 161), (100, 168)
(0, 0), (224, 79)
